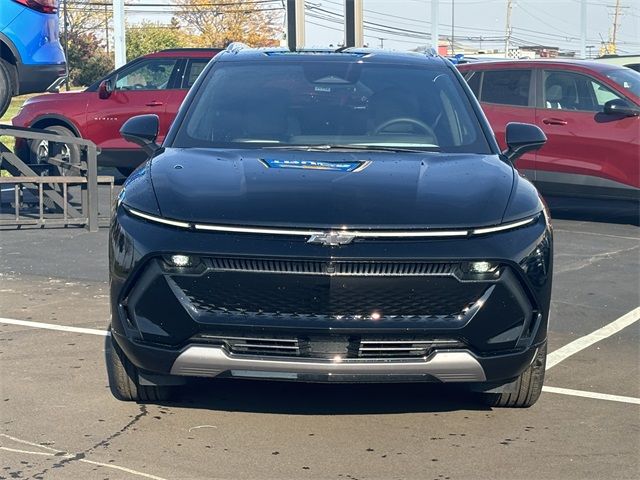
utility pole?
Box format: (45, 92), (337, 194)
(580, 0), (587, 59)
(286, 0), (305, 51)
(504, 0), (513, 59)
(344, 0), (364, 48)
(113, 0), (125, 67)
(431, 0), (439, 53)
(611, 0), (621, 53)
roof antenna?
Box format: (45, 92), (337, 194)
(286, 0), (306, 52)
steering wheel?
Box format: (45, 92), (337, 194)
(133, 83), (146, 90)
(374, 117), (436, 139)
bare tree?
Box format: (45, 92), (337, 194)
(64, 0), (110, 42)
(174, 0), (282, 47)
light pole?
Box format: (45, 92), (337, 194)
(63, 0), (69, 90)
(451, 0), (455, 55)
(113, 0), (126, 67)
(431, 1), (439, 53)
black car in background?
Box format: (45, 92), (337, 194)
(107, 45), (552, 408)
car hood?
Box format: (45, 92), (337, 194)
(149, 148), (515, 229)
(22, 90), (86, 107)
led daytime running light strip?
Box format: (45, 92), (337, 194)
(124, 206), (538, 238)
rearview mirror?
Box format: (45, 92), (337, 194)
(98, 79), (113, 99)
(502, 122), (547, 163)
(120, 114), (160, 155)
(603, 98), (640, 117)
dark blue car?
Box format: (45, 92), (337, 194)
(108, 45), (552, 408)
(0, 0), (66, 116)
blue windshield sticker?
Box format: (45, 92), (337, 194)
(261, 159), (369, 172)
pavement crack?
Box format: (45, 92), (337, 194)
(26, 405), (150, 479)
(556, 244), (640, 274)
(87, 405), (149, 452)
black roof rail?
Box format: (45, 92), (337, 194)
(158, 48), (223, 53)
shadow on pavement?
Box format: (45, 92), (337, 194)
(546, 197), (639, 226)
(157, 378), (490, 415)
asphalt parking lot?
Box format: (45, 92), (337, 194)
(1, 211), (639, 479)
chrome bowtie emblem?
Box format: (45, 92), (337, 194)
(307, 231), (356, 246)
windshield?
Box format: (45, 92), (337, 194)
(605, 68), (640, 97)
(172, 60), (492, 154)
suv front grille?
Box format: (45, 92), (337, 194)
(174, 272), (485, 319)
(207, 258), (456, 276)
(171, 258), (486, 320)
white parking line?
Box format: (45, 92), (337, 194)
(546, 306), (640, 370)
(0, 434), (168, 480)
(0, 317), (108, 336)
(542, 386), (640, 405)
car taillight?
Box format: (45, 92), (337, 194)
(12, 0), (59, 14)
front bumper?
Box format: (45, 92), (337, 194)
(110, 207), (552, 385)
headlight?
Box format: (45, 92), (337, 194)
(520, 230), (552, 287)
(458, 261), (501, 280)
(163, 254), (202, 268)
(467, 261), (497, 274)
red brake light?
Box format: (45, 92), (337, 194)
(12, 0), (59, 14)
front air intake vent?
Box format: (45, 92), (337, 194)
(358, 339), (465, 358)
(199, 335), (300, 357)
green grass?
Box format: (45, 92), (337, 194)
(0, 94), (38, 173)
(1, 93), (38, 123)
(1, 94), (37, 152)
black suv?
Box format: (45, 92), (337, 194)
(107, 45), (552, 408)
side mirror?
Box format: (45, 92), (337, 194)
(502, 122), (547, 163)
(120, 114), (160, 155)
(98, 79), (113, 99)
(603, 98), (640, 117)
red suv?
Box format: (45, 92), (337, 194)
(458, 60), (639, 203)
(12, 48), (220, 175)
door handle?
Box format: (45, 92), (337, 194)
(542, 117), (567, 126)
(145, 101), (164, 107)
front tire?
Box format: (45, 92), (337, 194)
(29, 125), (81, 176)
(482, 343), (547, 408)
(106, 330), (173, 402)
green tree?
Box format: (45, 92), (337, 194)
(65, 32), (114, 86)
(126, 20), (188, 61)
(60, 0), (113, 86)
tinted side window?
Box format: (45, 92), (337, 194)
(464, 71), (481, 98)
(115, 59), (178, 91)
(543, 70), (624, 112)
(481, 69), (532, 107)
(183, 60), (209, 89)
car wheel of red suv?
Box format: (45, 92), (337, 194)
(29, 125), (81, 176)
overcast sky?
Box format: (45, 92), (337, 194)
(127, 0), (640, 55)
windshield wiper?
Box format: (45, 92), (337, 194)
(262, 144), (439, 153)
